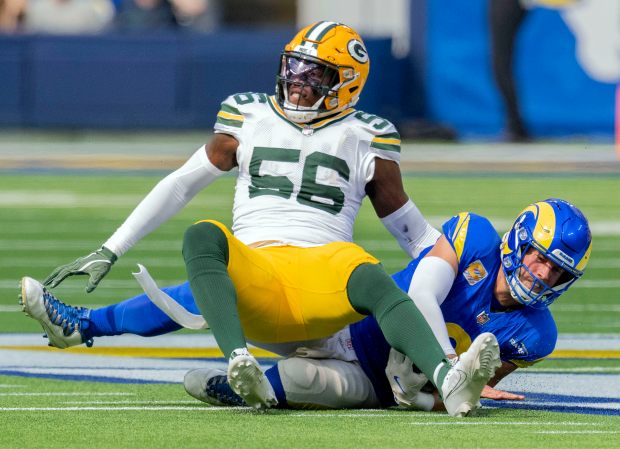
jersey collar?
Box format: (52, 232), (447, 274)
(268, 96), (355, 133)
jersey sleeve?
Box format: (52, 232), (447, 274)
(213, 95), (244, 139)
(499, 308), (558, 367)
(354, 111), (401, 163)
(213, 92), (269, 140)
(441, 213), (500, 271)
(354, 112), (402, 183)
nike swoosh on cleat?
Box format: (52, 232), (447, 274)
(393, 376), (406, 394)
(444, 371), (468, 399)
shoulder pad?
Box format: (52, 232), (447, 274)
(442, 213), (499, 265)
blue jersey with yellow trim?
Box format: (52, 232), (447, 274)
(350, 212), (557, 406)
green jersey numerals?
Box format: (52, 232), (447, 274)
(354, 111), (390, 130)
(249, 147), (350, 215)
(233, 93), (268, 105)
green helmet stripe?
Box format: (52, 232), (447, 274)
(304, 21), (338, 44)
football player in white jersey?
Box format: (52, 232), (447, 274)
(41, 21), (500, 415)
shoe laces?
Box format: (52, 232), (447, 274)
(42, 289), (93, 347)
(206, 375), (247, 406)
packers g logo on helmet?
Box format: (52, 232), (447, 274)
(275, 21), (370, 123)
(500, 198), (592, 309)
(347, 39), (368, 64)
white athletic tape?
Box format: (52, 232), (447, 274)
(132, 264), (208, 330)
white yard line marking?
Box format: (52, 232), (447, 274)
(407, 422), (601, 426)
(0, 192), (232, 208)
(0, 306), (23, 312)
(0, 279), (182, 289)
(554, 305), (620, 313)
(0, 240), (182, 251)
(0, 305), (104, 312)
(534, 431), (619, 434)
(529, 367), (620, 373)
(293, 415), (598, 424)
(61, 400), (200, 405)
(293, 412), (436, 418)
(0, 406), (243, 412)
(485, 401), (620, 411)
(0, 392), (135, 396)
(0, 258), (184, 268)
(574, 280), (620, 288)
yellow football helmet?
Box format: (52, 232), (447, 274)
(276, 21), (370, 123)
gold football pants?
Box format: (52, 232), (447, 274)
(199, 220), (379, 343)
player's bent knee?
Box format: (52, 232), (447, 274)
(278, 358), (379, 409)
(182, 221), (229, 263)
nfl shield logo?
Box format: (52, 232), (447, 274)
(476, 311), (490, 325)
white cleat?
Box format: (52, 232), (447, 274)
(19, 276), (91, 349)
(227, 348), (278, 410)
(441, 332), (501, 417)
(184, 368), (247, 407)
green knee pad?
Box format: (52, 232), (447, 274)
(183, 221), (229, 274)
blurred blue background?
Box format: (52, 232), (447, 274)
(0, 0), (617, 141)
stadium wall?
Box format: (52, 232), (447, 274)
(1, 2), (616, 141)
(0, 32), (404, 130)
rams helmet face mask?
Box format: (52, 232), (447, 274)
(276, 21), (370, 123)
(500, 198), (592, 309)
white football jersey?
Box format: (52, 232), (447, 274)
(214, 92), (402, 246)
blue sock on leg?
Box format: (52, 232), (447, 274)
(265, 363), (287, 408)
(83, 282), (197, 339)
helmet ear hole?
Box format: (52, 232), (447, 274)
(555, 270), (575, 288)
(349, 86), (359, 94)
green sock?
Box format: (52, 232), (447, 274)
(347, 263), (452, 390)
(183, 222), (246, 359)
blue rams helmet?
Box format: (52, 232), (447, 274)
(500, 198), (592, 309)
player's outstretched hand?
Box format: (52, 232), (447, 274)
(44, 246), (117, 293)
(481, 385), (525, 401)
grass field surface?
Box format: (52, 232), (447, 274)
(0, 139), (619, 448)
(1, 171), (618, 334)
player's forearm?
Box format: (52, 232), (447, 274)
(104, 146), (224, 256)
(381, 200), (440, 259)
(407, 256), (456, 355)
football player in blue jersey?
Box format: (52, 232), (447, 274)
(186, 197), (591, 409)
(20, 197), (591, 411)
